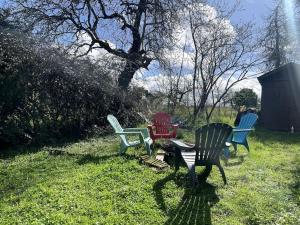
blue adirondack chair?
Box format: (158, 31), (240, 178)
(107, 115), (153, 155)
(224, 113), (258, 157)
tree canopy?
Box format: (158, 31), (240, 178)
(12, 0), (185, 89)
(262, 0), (300, 69)
(232, 88), (258, 110)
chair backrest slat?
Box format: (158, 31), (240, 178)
(233, 113), (258, 143)
(152, 112), (172, 134)
(107, 114), (123, 132)
(195, 123), (232, 162)
(107, 114), (128, 144)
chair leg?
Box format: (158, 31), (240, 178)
(198, 165), (212, 182)
(223, 146), (230, 159)
(217, 164), (227, 185)
(189, 165), (197, 188)
(174, 147), (181, 171)
(244, 140), (250, 152)
(232, 143), (238, 154)
(144, 142), (152, 155)
(119, 142), (128, 155)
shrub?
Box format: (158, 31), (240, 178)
(0, 29), (144, 147)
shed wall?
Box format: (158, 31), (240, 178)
(259, 63), (300, 132)
(260, 79), (292, 131)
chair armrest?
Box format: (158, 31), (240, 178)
(124, 128), (150, 139)
(170, 138), (194, 151)
(124, 128), (147, 132)
(171, 124), (178, 138)
(171, 124), (178, 132)
(233, 128), (254, 132)
(116, 131), (142, 135)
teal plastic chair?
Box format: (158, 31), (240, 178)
(225, 113), (258, 157)
(107, 115), (153, 155)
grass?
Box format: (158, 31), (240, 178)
(0, 127), (299, 224)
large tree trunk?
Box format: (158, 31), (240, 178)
(192, 94), (207, 125)
(118, 53), (152, 89)
(118, 60), (141, 89)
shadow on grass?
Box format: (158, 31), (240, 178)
(0, 133), (117, 160)
(75, 153), (118, 165)
(0, 145), (43, 160)
(0, 139), (85, 160)
(252, 127), (300, 145)
(222, 152), (246, 167)
(153, 173), (219, 225)
(75, 152), (140, 165)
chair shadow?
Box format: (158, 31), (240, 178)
(222, 153), (245, 167)
(153, 173), (219, 225)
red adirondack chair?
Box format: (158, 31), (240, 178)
(147, 112), (178, 143)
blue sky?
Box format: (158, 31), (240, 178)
(225, 0), (276, 26)
(0, 0), (276, 27)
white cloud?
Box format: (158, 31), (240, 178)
(233, 77), (261, 97)
(132, 72), (262, 98)
(159, 2), (236, 72)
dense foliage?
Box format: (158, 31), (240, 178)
(0, 28), (144, 147)
(232, 88), (258, 110)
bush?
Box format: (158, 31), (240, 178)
(0, 29), (144, 147)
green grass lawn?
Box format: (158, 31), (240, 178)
(0, 129), (299, 224)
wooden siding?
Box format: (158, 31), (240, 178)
(258, 63), (300, 132)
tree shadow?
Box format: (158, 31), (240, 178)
(153, 173), (219, 225)
(0, 144), (43, 160)
(0, 133), (117, 160)
(75, 152), (140, 165)
(75, 153), (118, 165)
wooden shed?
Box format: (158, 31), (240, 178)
(258, 63), (300, 132)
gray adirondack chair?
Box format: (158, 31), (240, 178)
(171, 123), (232, 187)
(107, 115), (153, 155)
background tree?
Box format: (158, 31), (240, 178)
(186, 3), (260, 124)
(11, 0), (185, 89)
(155, 40), (193, 115)
(262, 0), (300, 70)
(262, 3), (289, 69)
(146, 1), (261, 124)
(232, 88), (258, 110)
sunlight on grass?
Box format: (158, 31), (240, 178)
(0, 128), (299, 224)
